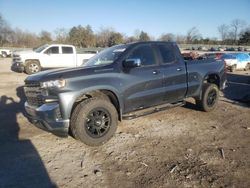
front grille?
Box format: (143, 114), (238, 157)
(24, 81), (44, 107)
(25, 80), (40, 87)
(12, 54), (21, 62)
(13, 54), (20, 57)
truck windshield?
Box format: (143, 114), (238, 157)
(83, 44), (128, 67)
(34, 44), (49, 53)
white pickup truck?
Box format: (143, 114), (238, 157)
(0, 49), (12, 58)
(11, 44), (98, 74)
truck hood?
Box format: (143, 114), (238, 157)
(14, 50), (34, 55)
(25, 65), (116, 83)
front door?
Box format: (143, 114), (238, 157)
(122, 44), (165, 113)
(60, 46), (76, 67)
(40, 46), (61, 68)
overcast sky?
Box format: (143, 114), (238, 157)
(1, 0), (250, 39)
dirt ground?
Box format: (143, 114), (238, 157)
(0, 58), (250, 188)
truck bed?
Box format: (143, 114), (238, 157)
(185, 59), (225, 98)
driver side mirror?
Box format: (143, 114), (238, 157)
(123, 58), (142, 68)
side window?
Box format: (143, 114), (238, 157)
(45, 47), (59, 54)
(158, 44), (175, 63)
(62, 47), (73, 54)
(128, 45), (156, 66)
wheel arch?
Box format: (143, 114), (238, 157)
(70, 88), (122, 121)
(25, 59), (41, 65)
(204, 73), (220, 88)
(196, 72), (221, 100)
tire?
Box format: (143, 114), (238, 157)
(230, 65), (236, 72)
(2, 52), (7, 58)
(196, 83), (219, 112)
(70, 98), (118, 146)
(244, 63), (250, 71)
(25, 60), (41, 74)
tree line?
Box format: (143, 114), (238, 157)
(0, 14), (249, 48)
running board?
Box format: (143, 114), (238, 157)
(122, 101), (185, 120)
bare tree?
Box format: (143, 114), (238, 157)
(139, 31), (150, 41)
(11, 28), (40, 47)
(186, 27), (201, 43)
(124, 36), (138, 43)
(230, 19), (246, 42)
(0, 14), (13, 46)
(175, 34), (186, 44)
(40, 30), (52, 44)
(159, 33), (175, 42)
(54, 28), (69, 43)
(218, 24), (229, 42)
(133, 29), (141, 40)
(96, 27), (115, 47)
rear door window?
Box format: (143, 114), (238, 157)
(62, 47), (73, 54)
(158, 44), (175, 64)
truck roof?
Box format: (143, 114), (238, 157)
(127, 41), (177, 45)
(47, 44), (75, 47)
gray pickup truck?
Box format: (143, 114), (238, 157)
(24, 41), (226, 146)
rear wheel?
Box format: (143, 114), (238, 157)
(25, 60), (41, 74)
(244, 63), (250, 71)
(1, 52), (7, 58)
(196, 83), (219, 112)
(70, 98), (118, 146)
(230, 65), (236, 72)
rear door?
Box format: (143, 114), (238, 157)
(60, 46), (76, 67)
(156, 43), (187, 103)
(123, 44), (165, 113)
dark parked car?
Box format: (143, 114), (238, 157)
(209, 47), (217, 51)
(238, 47), (244, 51)
(24, 42), (226, 146)
(226, 47), (236, 51)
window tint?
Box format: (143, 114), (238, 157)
(158, 44), (175, 63)
(128, 45), (155, 66)
(62, 47), (73, 54)
(45, 47), (59, 54)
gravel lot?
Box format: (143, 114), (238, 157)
(0, 58), (250, 188)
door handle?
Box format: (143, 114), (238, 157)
(176, 67), (182, 71)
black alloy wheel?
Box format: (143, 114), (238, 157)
(85, 108), (111, 138)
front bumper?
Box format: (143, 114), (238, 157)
(25, 102), (69, 137)
(11, 62), (24, 73)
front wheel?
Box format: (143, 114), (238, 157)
(196, 83), (219, 112)
(25, 60), (41, 74)
(70, 98), (118, 146)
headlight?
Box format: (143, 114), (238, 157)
(41, 79), (66, 89)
